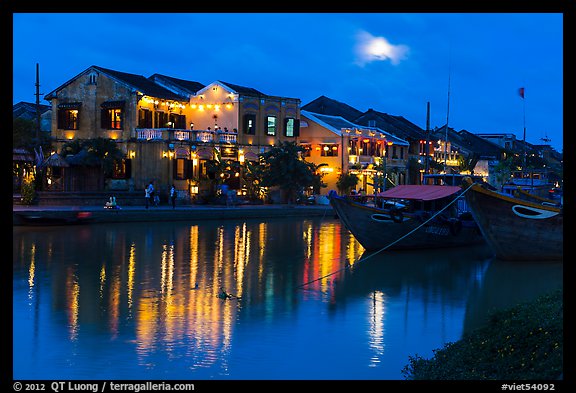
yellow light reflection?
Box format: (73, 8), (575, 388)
(65, 268), (80, 341)
(258, 223), (267, 280)
(189, 225), (200, 289)
(28, 244), (36, 301)
(109, 265), (121, 338)
(127, 243), (136, 312)
(99, 264), (106, 300)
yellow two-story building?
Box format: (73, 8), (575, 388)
(44, 65), (301, 200)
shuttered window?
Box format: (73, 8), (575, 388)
(155, 112), (168, 128)
(284, 118), (300, 137)
(266, 116), (277, 136)
(243, 114), (256, 134)
(101, 101), (124, 130)
(57, 108), (79, 130)
(138, 109), (153, 128)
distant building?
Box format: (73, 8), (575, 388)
(300, 110), (409, 194)
(13, 101), (52, 132)
(303, 96), (433, 184)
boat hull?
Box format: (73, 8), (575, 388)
(329, 195), (485, 252)
(464, 183), (563, 261)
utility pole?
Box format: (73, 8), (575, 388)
(35, 63), (43, 142)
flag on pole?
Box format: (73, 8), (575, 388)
(519, 87), (525, 99)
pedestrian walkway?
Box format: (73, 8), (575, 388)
(13, 203), (335, 225)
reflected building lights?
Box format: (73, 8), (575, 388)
(258, 223), (267, 280)
(99, 265), (106, 300)
(65, 267), (80, 341)
(189, 225), (200, 289)
(367, 291), (387, 367)
(233, 223), (248, 298)
(109, 265), (121, 338)
(28, 244), (36, 301)
(127, 243), (136, 313)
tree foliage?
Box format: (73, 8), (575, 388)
(336, 172), (359, 195)
(13, 117), (52, 153)
(457, 152), (480, 174)
(60, 137), (125, 176)
(259, 141), (320, 203)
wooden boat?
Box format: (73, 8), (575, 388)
(327, 185), (485, 252)
(461, 177), (563, 261)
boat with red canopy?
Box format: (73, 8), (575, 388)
(328, 184), (485, 252)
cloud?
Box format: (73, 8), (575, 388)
(354, 30), (409, 67)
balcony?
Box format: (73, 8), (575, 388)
(134, 128), (237, 144)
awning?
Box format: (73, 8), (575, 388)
(100, 100), (125, 109)
(13, 148), (34, 161)
(377, 185), (461, 201)
(58, 102), (82, 109)
(244, 151), (259, 161)
(43, 153), (70, 167)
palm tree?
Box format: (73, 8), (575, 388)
(241, 159), (266, 202)
(205, 148), (241, 198)
(457, 152), (480, 175)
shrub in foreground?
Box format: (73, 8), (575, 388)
(402, 289), (563, 380)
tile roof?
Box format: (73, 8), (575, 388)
(301, 96), (363, 122)
(44, 66), (188, 102)
(149, 74), (205, 95)
(217, 81), (266, 97)
(301, 110), (409, 146)
(91, 66), (187, 101)
(13, 101), (51, 119)
(355, 109), (426, 141)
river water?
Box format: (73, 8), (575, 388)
(12, 217), (563, 380)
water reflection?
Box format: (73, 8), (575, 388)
(12, 219), (562, 380)
(463, 258), (563, 334)
(329, 245), (494, 367)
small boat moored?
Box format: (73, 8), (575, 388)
(461, 176), (563, 261)
(328, 184), (485, 252)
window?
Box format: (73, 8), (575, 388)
(138, 109), (153, 128)
(57, 102), (82, 130)
(243, 114), (256, 134)
(57, 108), (79, 130)
(266, 116), (277, 136)
(155, 112), (168, 128)
(368, 120), (376, 127)
(284, 118), (300, 137)
(101, 101), (125, 130)
(169, 113), (187, 129)
(112, 159), (131, 179)
(173, 158), (193, 180)
(301, 144), (312, 157)
(101, 108), (123, 130)
(321, 144), (338, 157)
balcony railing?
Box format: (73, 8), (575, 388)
(134, 128), (237, 144)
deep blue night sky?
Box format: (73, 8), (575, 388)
(13, 13), (563, 151)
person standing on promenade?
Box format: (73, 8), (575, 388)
(145, 181), (154, 209)
(170, 185), (176, 209)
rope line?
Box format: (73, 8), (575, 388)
(296, 183), (474, 289)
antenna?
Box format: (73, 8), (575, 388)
(541, 134), (551, 145)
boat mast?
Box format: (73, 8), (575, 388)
(443, 52), (452, 182)
(521, 86), (527, 172)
